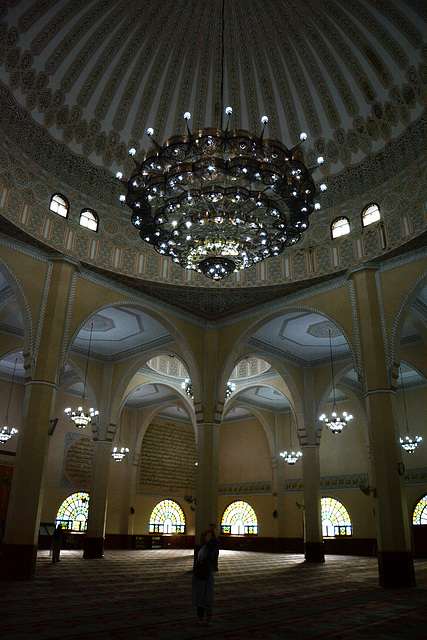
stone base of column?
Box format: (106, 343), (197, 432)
(83, 537), (104, 559)
(304, 541), (325, 563)
(378, 551), (416, 588)
(0, 543), (37, 580)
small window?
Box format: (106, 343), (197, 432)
(331, 217), (350, 239)
(80, 209), (99, 232)
(50, 194), (69, 218)
(362, 203), (381, 227)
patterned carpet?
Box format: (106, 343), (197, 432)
(1, 549), (426, 639)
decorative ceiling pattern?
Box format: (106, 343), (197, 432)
(0, 0), (425, 177)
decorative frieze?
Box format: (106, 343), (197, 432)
(218, 481), (272, 496)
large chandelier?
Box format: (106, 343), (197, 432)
(119, 109), (325, 280)
(319, 329), (353, 434)
(0, 356), (19, 443)
(65, 322), (99, 429)
(398, 366), (422, 454)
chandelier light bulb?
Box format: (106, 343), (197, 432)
(129, 147), (136, 156)
(320, 183), (327, 191)
(146, 128), (154, 136)
(317, 156), (325, 164)
(261, 115), (269, 124)
(280, 450), (303, 465)
(116, 171), (123, 179)
(225, 106), (233, 115)
(314, 203), (321, 210)
(299, 132), (307, 141)
(183, 112), (191, 120)
(111, 446), (130, 462)
(119, 195), (126, 202)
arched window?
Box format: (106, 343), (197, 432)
(50, 193), (69, 218)
(321, 497), (352, 537)
(413, 495), (427, 525)
(55, 492), (89, 532)
(149, 500), (186, 533)
(221, 500), (258, 535)
(79, 209), (99, 231)
(331, 217), (350, 239)
(361, 203), (381, 227)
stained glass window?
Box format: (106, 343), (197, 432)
(55, 492), (89, 532)
(413, 495), (427, 525)
(331, 217), (350, 239)
(321, 497), (352, 537)
(221, 500), (258, 535)
(148, 500), (186, 534)
(80, 209), (99, 231)
(362, 203), (381, 227)
(50, 193), (68, 217)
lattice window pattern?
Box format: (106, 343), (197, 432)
(55, 492), (89, 532)
(413, 495), (427, 525)
(321, 497), (352, 537)
(148, 499), (186, 533)
(221, 500), (258, 535)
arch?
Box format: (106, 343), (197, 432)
(361, 202), (381, 227)
(50, 193), (69, 218)
(221, 500), (258, 535)
(390, 277), (427, 376)
(0, 257), (33, 361)
(413, 495), (427, 525)
(148, 499), (186, 533)
(321, 497), (352, 537)
(55, 492), (90, 532)
(79, 208), (99, 231)
(331, 216), (350, 239)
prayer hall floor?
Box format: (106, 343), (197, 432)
(1, 548), (426, 639)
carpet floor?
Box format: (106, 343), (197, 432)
(1, 549), (426, 639)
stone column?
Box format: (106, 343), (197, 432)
(301, 444), (324, 562)
(83, 440), (112, 558)
(349, 266), (415, 587)
(194, 422), (220, 549)
(0, 259), (78, 580)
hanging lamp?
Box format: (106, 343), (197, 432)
(111, 414), (129, 462)
(0, 356), (19, 443)
(319, 329), (353, 433)
(225, 381), (236, 399)
(118, 0), (326, 281)
(280, 408), (302, 465)
(65, 322), (99, 428)
(399, 366), (422, 454)
(181, 378), (194, 399)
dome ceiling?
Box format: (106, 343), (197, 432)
(0, 0), (424, 178)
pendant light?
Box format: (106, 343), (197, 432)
(0, 356), (19, 443)
(319, 329), (353, 433)
(399, 366), (422, 453)
(65, 322), (99, 428)
(111, 420), (129, 462)
(280, 408), (302, 465)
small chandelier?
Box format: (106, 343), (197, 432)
(398, 366), (422, 454)
(225, 381), (236, 399)
(319, 329), (353, 434)
(0, 356), (19, 443)
(280, 408), (302, 465)
(120, 109), (325, 280)
(111, 420), (129, 462)
(181, 378), (194, 399)
(65, 322), (99, 428)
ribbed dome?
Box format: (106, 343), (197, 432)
(0, 0), (425, 176)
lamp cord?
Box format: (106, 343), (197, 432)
(400, 366), (410, 434)
(328, 329), (337, 407)
(220, 0), (225, 127)
(4, 357), (18, 423)
(82, 322), (94, 402)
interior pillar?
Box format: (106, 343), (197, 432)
(0, 259), (78, 580)
(194, 422), (219, 551)
(301, 444), (325, 562)
(84, 440), (111, 558)
(349, 266), (415, 587)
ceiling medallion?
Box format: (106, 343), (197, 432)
(119, 109), (326, 280)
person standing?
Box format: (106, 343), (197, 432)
(51, 525), (62, 563)
(191, 523), (219, 626)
